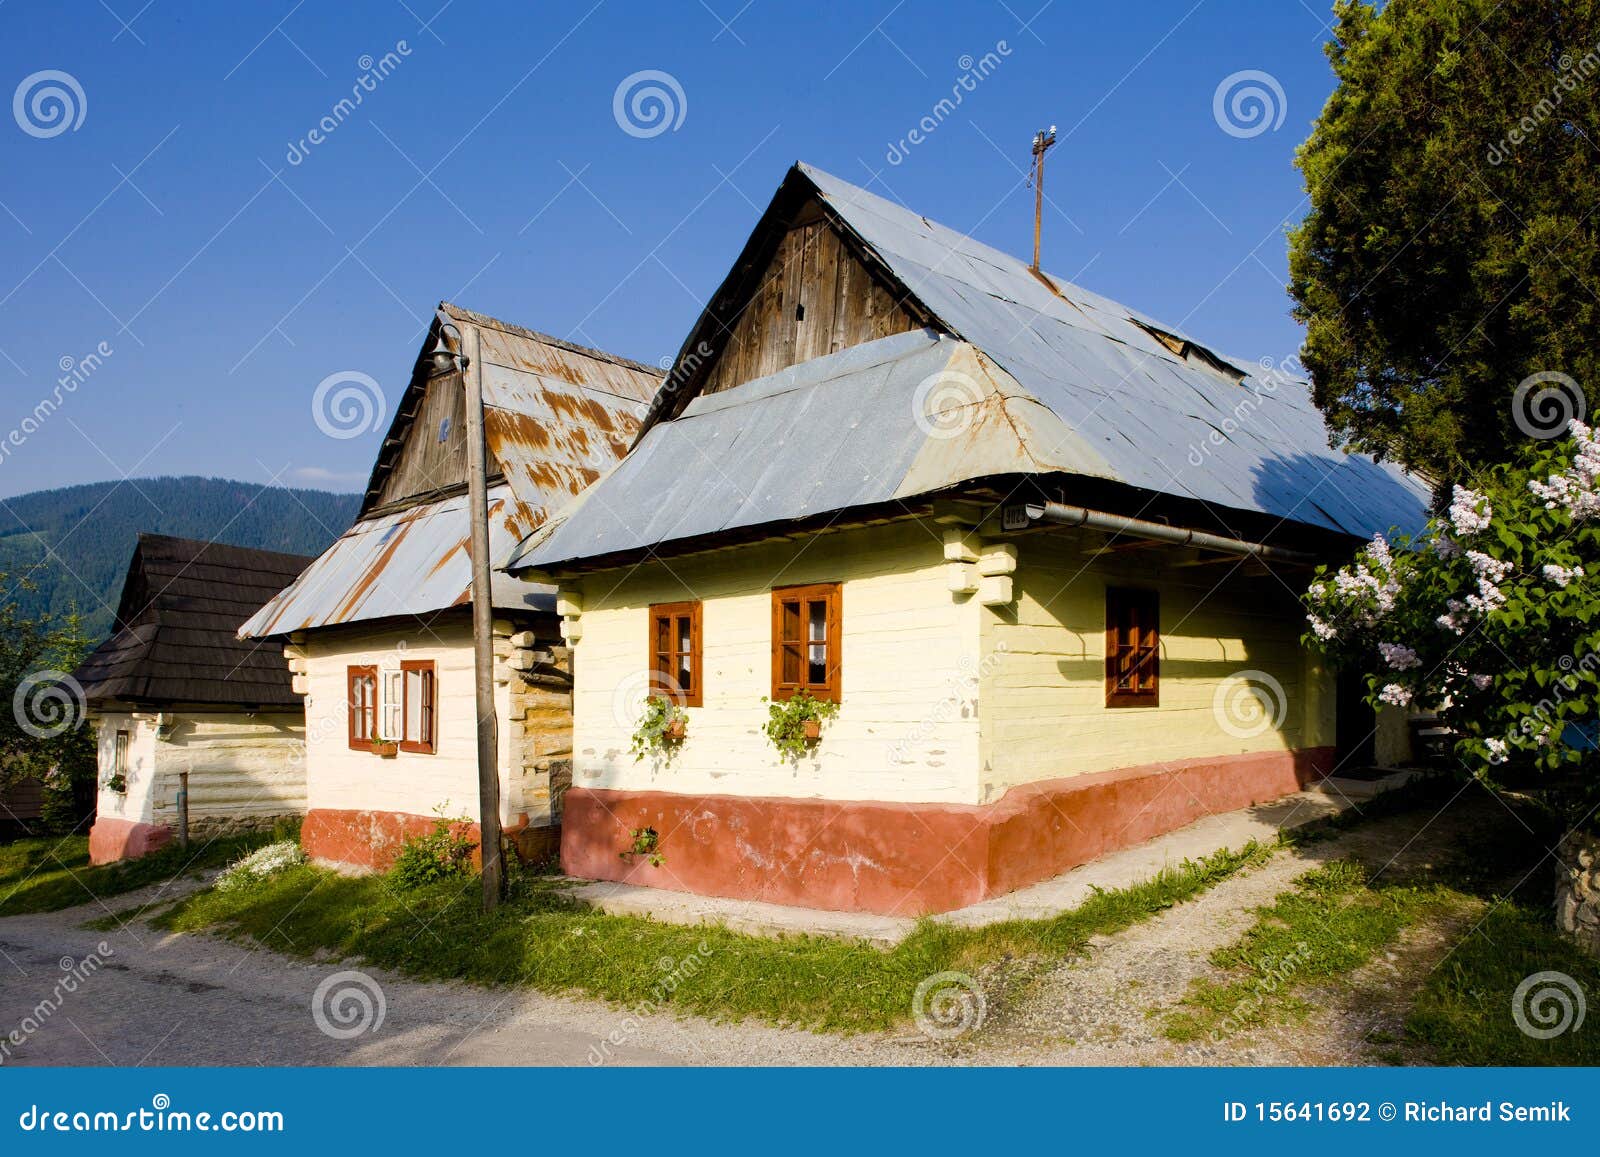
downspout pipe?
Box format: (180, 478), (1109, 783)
(1020, 501), (1318, 565)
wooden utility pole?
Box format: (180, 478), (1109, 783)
(1029, 125), (1057, 273)
(461, 320), (504, 910)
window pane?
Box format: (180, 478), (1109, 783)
(676, 658), (692, 694)
(782, 599), (800, 645)
(808, 643), (827, 685)
(405, 670), (424, 741)
(655, 615), (671, 654)
(675, 615), (691, 655)
(807, 599), (826, 643)
(781, 643), (801, 684)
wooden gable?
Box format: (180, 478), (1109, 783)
(645, 176), (936, 431)
(373, 365), (469, 509)
(698, 205), (923, 397)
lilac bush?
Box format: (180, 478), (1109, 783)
(1305, 423), (1600, 810)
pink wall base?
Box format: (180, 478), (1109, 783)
(562, 747), (1335, 916)
(88, 817), (173, 865)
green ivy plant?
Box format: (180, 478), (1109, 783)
(630, 695), (688, 762)
(762, 690), (839, 759)
(103, 772), (126, 794)
(620, 826), (664, 867)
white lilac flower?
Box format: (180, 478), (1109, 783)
(1448, 486), (1492, 536)
(1378, 642), (1420, 670)
(1437, 598), (1469, 636)
(1484, 736), (1508, 762)
(1307, 614), (1337, 642)
(1471, 674), (1493, 690)
(1378, 683), (1413, 707)
(1542, 563), (1584, 588)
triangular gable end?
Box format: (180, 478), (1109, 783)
(362, 307), (471, 517)
(645, 170), (939, 434)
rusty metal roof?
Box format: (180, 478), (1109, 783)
(241, 306), (659, 636)
(239, 484), (552, 636)
(508, 164), (1430, 573)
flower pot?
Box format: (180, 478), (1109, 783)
(369, 741), (399, 758)
(802, 719), (822, 745)
(663, 717), (687, 743)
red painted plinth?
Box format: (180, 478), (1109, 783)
(88, 817), (173, 865)
(561, 747), (1335, 916)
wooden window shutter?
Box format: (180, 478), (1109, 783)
(1105, 588), (1159, 708)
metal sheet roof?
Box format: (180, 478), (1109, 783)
(508, 164), (1430, 572)
(242, 305), (658, 637)
(239, 484), (551, 636)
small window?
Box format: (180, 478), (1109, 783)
(649, 602), (702, 707)
(112, 729), (129, 776)
(1105, 587), (1159, 708)
(347, 665), (378, 747)
(400, 660), (436, 753)
(771, 582), (841, 702)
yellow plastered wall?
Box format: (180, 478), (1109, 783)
(977, 528), (1335, 802)
(571, 521), (984, 804)
(301, 617), (549, 825)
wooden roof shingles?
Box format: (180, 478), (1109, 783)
(75, 534), (313, 710)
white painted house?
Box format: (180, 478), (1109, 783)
(240, 303), (658, 870)
(76, 535), (313, 864)
(506, 164), (1432, 916)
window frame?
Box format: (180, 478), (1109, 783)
(770, 582), (842, 703)
(112, 729), (129, 777)
(1105, 587), (1160, 708)
(347, 664), (379, 748)
(399, 659), (437, 754)
(648, 601), (703, 707)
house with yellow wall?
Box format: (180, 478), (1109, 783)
(504, 164), (1431, 917)
(240, 303), (658, 870)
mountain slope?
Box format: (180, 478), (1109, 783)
(0, 477), (361, 640)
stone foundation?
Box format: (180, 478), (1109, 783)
(1556, 831), (1600, 956)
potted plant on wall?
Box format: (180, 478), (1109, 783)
(631, 695), (688, 762)
(763, 690), (839, 758)
(368, 734), (399, 758)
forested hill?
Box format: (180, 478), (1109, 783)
(0, 477), (361, 640)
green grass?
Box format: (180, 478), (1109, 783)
(0, 830), (283, 917)
(154, 840), (1276, 1034)
(1407, 896), (1600, 1066)
(1163, 860), (1459, 1043)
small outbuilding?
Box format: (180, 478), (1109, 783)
(240, 303), (658, 870)
(77, 534), (314, 863)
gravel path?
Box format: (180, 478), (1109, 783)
(0, 878), (935, 1067)
(0, 794), (1490, 1067)
(971, 791), (1496, 1066)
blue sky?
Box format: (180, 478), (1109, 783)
(0, 0), (1343, 499)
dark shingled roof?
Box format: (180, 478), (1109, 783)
(75, 534), (313, 709)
